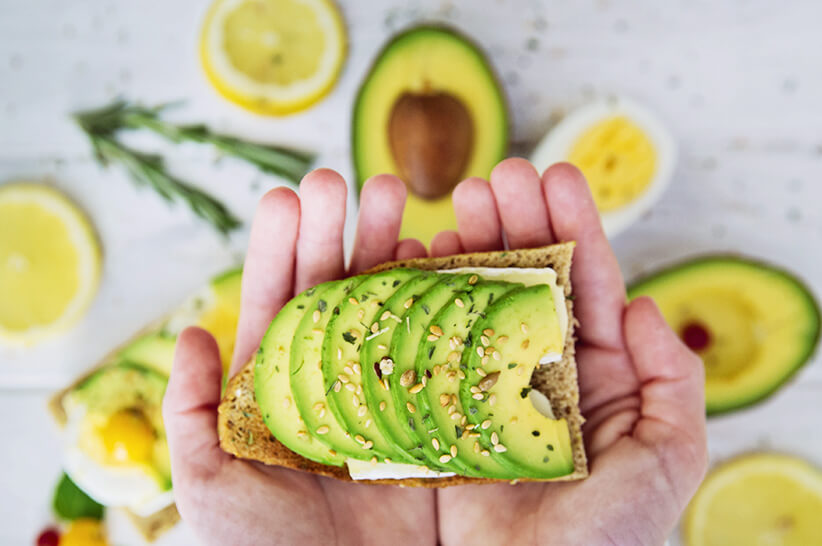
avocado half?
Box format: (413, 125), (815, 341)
(352, 25), (508, 245)
(628, 256), (821, 415)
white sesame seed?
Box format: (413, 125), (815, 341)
(379, 401), (387, 412)
(371, 322), (379, 333)
(450, 445), (457, 457)
(468, 275), (478, 285)
(481, 420), (492, 429)
(363, 441), (374, 449)
(439, 454), (452, 463)
(491, 432), (499, 445)
(297, 430), (308, 438)
(353, 363), (362, 375)
(316, 426), (330, 435)
(447, 404), (456, 415)
(344, 365), (354, 375)
(406, 402), (416, 414)
(481, 450), (490, 457)
(352, 394), (360, 407)
(427, 334), (439, 342)
(489, 394), (497, 406)
(521, 323), (528, 334)
(357, 309), (365, 319)
(440, 393), (450, 407)
(483, 328), (495, 337)
(457, 370), (466, 380)
(430, 325), (443, 337)
(476, 368), (487, 377)
(481, 335), (490, 347)
(472, 393), (484, 400)
(432, 438), (440, 450)
(358, 406), (367, 417)
(337, 348), (343, 360)
(451, 412), (462, 420)
(381, 310), (391, 321)
(345, 383), (355, 392)
(313, 310), (321, 323)
(377, 344), (387, 351)
(404, 298), (414, 309)
(470, 386), (481, 394)
(494, 444), (507, 453)
(349, 297), (358, 305)
(476, 346), (484, 357)
(473, 441), (480, 453)
(492, 351), (501, 361)
(355, 435), (365, 443)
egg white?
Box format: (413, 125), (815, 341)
(62, 402), (174, 515)
(530, 96), (677, 238)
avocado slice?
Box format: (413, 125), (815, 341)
(290, 277), (377, 460)
(69, 362), (171, 487)
(255, 287), (345, 467)
(459, 285), (575, 478)
(417, 281), (524, 478)
(352, 25), (508, 245)
(117, 333), (176, 376)
(388, 273), (474, 470)
(360, 271), (441, 464)
(628, 256), (821, 415)
(321, 269), (420, 462)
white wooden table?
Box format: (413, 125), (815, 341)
(1, 0), (821, 543)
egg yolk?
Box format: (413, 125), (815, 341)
(567, 116), (656, 212)
(198, 302), (239, 375)
(99, 409), (154, 465)
(60, 518), (108, 546)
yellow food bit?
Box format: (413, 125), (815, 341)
(568, 116), (656, 211)
(98, 409), (155, 465)
(61, 518), (108, 546)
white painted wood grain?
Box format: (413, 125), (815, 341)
(1, 0), (821, 543)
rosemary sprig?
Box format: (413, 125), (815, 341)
(73, 100), (314, 183)
(87, 132), (241, 234)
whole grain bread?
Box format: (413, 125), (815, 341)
(218, 242), (588, 486)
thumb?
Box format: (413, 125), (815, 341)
(163, 327), (229, 487)
(624, 297), (707, 498)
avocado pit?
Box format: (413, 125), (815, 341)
(388, 91), (474, 200)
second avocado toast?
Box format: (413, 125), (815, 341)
(219, 243), (588, 485)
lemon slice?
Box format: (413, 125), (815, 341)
(0, 184), (101, 345)
(200, 0), (347, 115)
(684, 453), (822, 545)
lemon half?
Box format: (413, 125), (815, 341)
(200, 0), (347, 115)
(0, 184), (101, 345)
(684, 453), (822, 545)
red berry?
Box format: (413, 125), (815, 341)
(36, 527), (60, 546)
(681, 322), (711, 352)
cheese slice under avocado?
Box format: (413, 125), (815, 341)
(349, 266), (569, 480)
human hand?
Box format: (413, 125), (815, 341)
(163, 170), (437, 545)
(432, 159), (707, 545)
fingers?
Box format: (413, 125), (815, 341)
(349, 174), (407, 274)
(452, 177), (503, 252)
(624, 297), (707, 492)
(542, 162), (626, 350)
(230, 187), (300, 376)
(490, 158), (554, 249)
(294, 169), (347, 293)
(430, 230), (464, 257)
(164, 328), (228, 485)
(395, 238), (427, 260)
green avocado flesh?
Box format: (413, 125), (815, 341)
(254, 270), (574, 479)
(628, 256), (821, 415)
(117, 333), (176, 376)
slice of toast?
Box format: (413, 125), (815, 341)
(218, 242), (588, 486)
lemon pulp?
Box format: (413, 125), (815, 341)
(684, 454), (822, 546)
(0, 184), (100, 345)
(568, 116), (656, 211)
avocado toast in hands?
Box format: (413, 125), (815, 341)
(219, 243), (588, 485)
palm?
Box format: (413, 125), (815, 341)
(164, 170), (436, 545)
(431, 160), (706, 545)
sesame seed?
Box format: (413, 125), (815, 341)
(380, 378), (389, 391)
(432, 438), (440, 450)
(379, 401), (387, 411)
(421, 375), (428, 387)
(472, 393), (484, 400)
(381, 310), (391, 321)
(409, 383), (424, 394)
(344, 365), (354, 375)
(313, 310), (321, 323)
(457, 370), (466, 380)
(345, 383), (355, 392)
(468, 274), (478, 285)
(365, 419), (371, 428)
(390, 313), (402, 323)
(319, 408), (326, 418)
(406, 402), (416, 414)
(363, 441), (374, 449)
(358, 406), (367, 417)
(312, 328), (323, 335)
(353, 363), (362, 375)
(352, 394), (360, 407)
(283, 397), (292, 409)
(489, 394), (497, 406)
(481, 355), (489, 366)
(450, 445), (458, 457)
(445, 352), (458, 363)
(516, 365), (524, 376)
(404, 298), (414, 309)
(481, 335), (490, 347)
(371, 322), (379, 333)
(494, 444), (507, 453)
(451, 412), (462, 420)
(313, 402), (324, 412)
(440, 393), (450, 407)
(447, 404), (456, 414)
(449, 338), (456, 350)
(355, 435), (365, 443)
(493, 351), (501, 361)
(481, 419), (492, 429)
(297, 430), (308, 438)
(433, 365), (441, 375)
(521, 323), (528, 334)
(483, 328), (495, 337)
(521, 339), (530, 350)
(439, 454), (452, 463)
(400, 369), (416, 387)
(377, 344), (387, 350)
(349, 297), (358, 305)
(466, 423), (476, 430)
(357, 309), (365, 319)
(447, 371), (457, 382)
(469, 432), (480, 438)
(473, 442), (480, 453)
(455, 298), (465, 308)
(334, 381), (342, 392)
(470, 386), (481, 394)
(371, 456), (377, 464)
(338, 374), (350, 384)
(337, 348), (343, 360)
(497, 336), (508, 345)
(430, 325), (443, 337)
(316, 426), (330, 435)
(481, 450), (490, 457)
(476, 368), (487, 377)
(476, 346), (484, 357)
(491, 432), (499, 445)
(427, 334), (439, 342)
(461, 415), (467, 426)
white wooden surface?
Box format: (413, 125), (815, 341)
(1, 0), (821, 543)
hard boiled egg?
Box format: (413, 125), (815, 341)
(531, 96), (677, 237)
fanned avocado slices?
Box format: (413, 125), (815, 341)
(360, 272), (441, 464)
(459, 284), (574, 478)
(290, 278), (370, 459)
(255, 287), (345, 466)
(388, 274), (474, 471)
(416, 281), (524, 478)
(321, 269), (420, 462)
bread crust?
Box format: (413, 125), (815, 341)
(219, 243), (588, 486)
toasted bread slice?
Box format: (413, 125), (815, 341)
(218, 243), (587, 486)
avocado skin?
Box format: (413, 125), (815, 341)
(628, 255), (821, 416)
